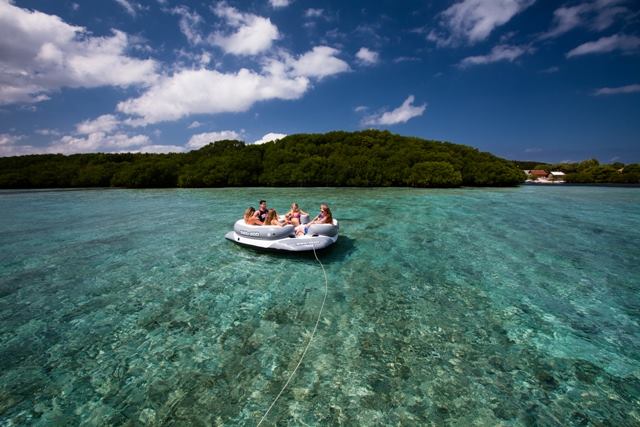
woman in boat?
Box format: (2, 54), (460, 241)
(244, 207), (263, 225)
(284, 202), (308, 226)
(264, 208), (283, 226)
(295, 203), (333, 236)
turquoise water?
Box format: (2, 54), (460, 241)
(1, 186), (639, 425)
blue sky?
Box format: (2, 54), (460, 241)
(0, 0), (639, 162)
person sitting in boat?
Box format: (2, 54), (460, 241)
(284, 202), (308, 226)
(295, 203), (333, 236)
(244, 207), (263, 225)
(263, 208), (283, 226)
(253, 200), (268, 223)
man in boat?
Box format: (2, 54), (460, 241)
(253, 200), (269, 223)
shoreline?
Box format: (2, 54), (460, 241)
(524, 182), (640, 188)
(2, 183), (640, 194)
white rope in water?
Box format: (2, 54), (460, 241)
(257, 245), (329, 426)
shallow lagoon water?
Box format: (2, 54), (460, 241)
(1, 186), (639, 425)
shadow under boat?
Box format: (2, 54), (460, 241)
(225, 234), (356, 264)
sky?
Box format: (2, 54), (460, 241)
(0, 0), (639, 163)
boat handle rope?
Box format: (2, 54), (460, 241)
(257, 245), (329, 426)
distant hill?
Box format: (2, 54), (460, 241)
(0, 130), (525, 188)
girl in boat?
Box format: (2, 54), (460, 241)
(284, 202), (308, 226)
(244, 207), (263, 225)
(295, 203), (333, 236)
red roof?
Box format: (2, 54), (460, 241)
(530, 170), (548, 176)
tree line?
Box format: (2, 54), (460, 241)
(0, 130), (526, 189)
(514, 159), (640, 184)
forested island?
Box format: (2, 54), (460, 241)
(514, 160), (640, 184)
(0, 130), (527, 188)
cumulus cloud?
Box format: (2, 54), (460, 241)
(593, 83), (640, 96)
(363, 95), (426, 126)
(210, 4), (279, 55)
(0, 1), (158, 105)
(76, 114), (120, 134)
(356, 47), (379, 65)
(567, 34), (640, 57)
(269, 0), (291, 8)
(428, 0), (535, 47)
(117, 67), (309, 125)
(188, 120), (203, 129)
(186, 130), (242, 149)
(170, 5), (204, 45)
(291, 46), (350, 79)
(117, 44), (349, 125)
(253, 132), (287, 144)
(459, 44), (530, 66)
(0, 133), (21, 147)
(47, 132), (151, 154)
(0, 133), (38, 157)
(540, 0), (630, 40)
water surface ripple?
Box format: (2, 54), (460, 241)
(1, 186), (639, 425)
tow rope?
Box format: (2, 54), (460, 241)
(257, 245), (329, 426)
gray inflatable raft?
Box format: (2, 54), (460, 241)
(225, 218), (339, 252)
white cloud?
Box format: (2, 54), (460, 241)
(114, 0), (138, 17)
(199, 52), (212, 65)
(540, 3), (588, 39)
(35, 128), (61, 136)
(253, 132), (286, 144)
(210, 4), (279, 55)
(428, 0), (535, 46)
(186, 130), (242, 149)
(0, 1), (158, 105)
(0, 134), (22, 146)
(0, 133), (38, 157)
(76, 114), (120, 134)
(116, 44), (350, 125)
(363, 95), (426, 126)
(594, 83), (640, 96)
(460, 44), (530, 66)
(540, 0), (629, 40)
(305, 8), (324, 18)
(356, 47), (379, 65)
(291, 46), (350, 79)
(188, 120), (203, 129)
(170, 5), (204, 45)
(117, 67), (309, 125)
(567, 34), (640, 57)
(354, 105), (368, 112)
(269, 0), (291, 8)
(47, 132), (151, 154)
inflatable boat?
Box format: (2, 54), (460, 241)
(225, 215), (339, 252)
